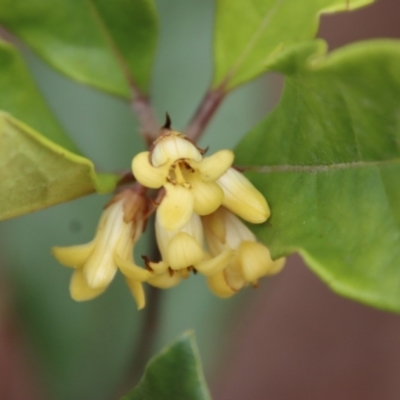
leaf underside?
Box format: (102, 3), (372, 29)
(122, 332), (211, 400)
(0, 112), (118, 221)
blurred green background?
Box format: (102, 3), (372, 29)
(0, 0), (271, 399)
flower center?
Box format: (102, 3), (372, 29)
(168, 160), (194, 188)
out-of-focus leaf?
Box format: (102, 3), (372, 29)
(122, 332), (211, 400)
(213, 0), (374, 91)
(0, 40), (78, 152)
(0, 112), (118, 221)
(0, 0), (158, 97)
(235, 40), (400, 312)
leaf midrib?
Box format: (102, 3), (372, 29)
(244, 158), (400, 173)
(222, 0), (285, 84)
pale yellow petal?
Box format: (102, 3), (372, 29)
(115, 254), (151, 282)
(167, 232), (204, 270)
(83, 255), (118, 289)
(83, 201), (125, 288)
(225, 264), (247, 291)
(157, 183), (194, 231)
(202, 209), (226, 245)
(69, 269), (106, 301)
(218, 168), (270, 223)
(196, 150), (234, 181)
(190, 176), (224, 216)
(125, 279), (146, 310)
(222, 208), (256, 248)
(238, 241), (278, 282)
(181, 212), (203, 243)
(151, 134), (202, 166)
(52, 242), (95, 268)
(207, 271), (236, 298)
(195, 250), (234, 276)
(268, 257), (286, 275)
(147, 271), (182, 288)
(148, 260), (169, 274)
(131, 151), (168, 188)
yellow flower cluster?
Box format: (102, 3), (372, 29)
(52, 126), (285, 309)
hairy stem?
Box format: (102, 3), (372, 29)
(185, 83), (227, 143)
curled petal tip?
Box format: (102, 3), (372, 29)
(52, 242), (95, 268)
(207, 271), (236, 298)
(167, 232), (204, 270)
(131, 151), (166, 188)
(69, 270), (106, 301)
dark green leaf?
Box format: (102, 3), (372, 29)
(0, 112), (118, 221)
(235, 40), (400, 311)
(122, 332), (211, 400)
(0, 40), (78, 152)
(213, 0), (374, 91)
(0, 0), (158, 97)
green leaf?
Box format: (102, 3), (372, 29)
(235, 39), (400, 312)
(213, 0), (374, 91)
(0, 0), (158, 97)
(0, 112), (118, 221)
(122, 332), (211, 400)
(0, 40), (78, 153)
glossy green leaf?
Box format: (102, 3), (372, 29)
(0, 40), (78, 152)
(0, 112), (118, 221)
(122, 332), (211, 400)
(213, 0), (373, 91)
(0, 0), (158, 97)
(235, 40), (400, 312)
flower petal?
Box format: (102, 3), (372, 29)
(147, 271), (182, 288)
(83, 202), (129, 288)
(224, 263), (247, 291)
(195, 250), (234, 277)
(207, 271), (236, 298)
(157, 183), (194, 231)
(190, 175), (224, 216)
(115, 254), (151, 282)
(69, 269), (106, 301)
(52, 242), (95, 268)
(238, 241), (283, 282)
(167, 232), (204, 270)
(124, 279), (146, 310)
(202, 209), (227, 247)
(196, 149), (234, 181)
(148, 260), (169, 274)
(217, 168), (270, 223)
(151, 134), (202, 166)
(131, 151), (168, 188)
(269, 257), (286, 275)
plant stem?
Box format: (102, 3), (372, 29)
(130, 86), (160, 147)
(132, 285), (162, 378)
(116, 220), (162, 398)
(185, 83), (227, 143)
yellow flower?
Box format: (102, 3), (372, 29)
(146, 208), (233, 288)
(217, 167), (270, 223)
(52, 189), (151, 309)
(201, 207), (285, 298)
(131, 128), (234, 231)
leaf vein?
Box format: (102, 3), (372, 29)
(244, 158), (400, 173)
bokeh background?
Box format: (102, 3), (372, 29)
(0, 0), (399, 399)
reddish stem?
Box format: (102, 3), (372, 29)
(185, 83), (227, 143)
